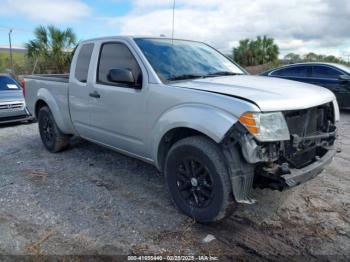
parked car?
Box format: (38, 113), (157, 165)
(0, 74), (32, 124)
(24, 37), (339, 223)
(261, 63), (350, 109)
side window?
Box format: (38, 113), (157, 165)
(312, 66), (341, 79)
(272, 66), (309, 77)
(97, 43), (142, 87)
(75, 43), (94, 83)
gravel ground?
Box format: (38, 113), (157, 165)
(0, 112), (349, 260)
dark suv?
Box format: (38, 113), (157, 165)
(261, 63), (350, 109)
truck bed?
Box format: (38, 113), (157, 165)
(24, 74), (74, 134)
(24, 74), (69, 83)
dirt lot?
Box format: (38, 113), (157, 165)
(0, 112), (349, 260)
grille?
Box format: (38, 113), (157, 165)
(282, 102), (335, 168)
(0, 102), (24, 111)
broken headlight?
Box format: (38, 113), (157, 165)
(239, 112), (290, 142)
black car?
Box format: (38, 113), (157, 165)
(261, 63), (350, 109)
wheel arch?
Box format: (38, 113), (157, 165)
(35, 88), (74, 134)
(35, 99), (48, 118)
(152, 104), (238, 171)
(157, 127), (214, 172)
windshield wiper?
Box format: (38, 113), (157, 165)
(203, 71), (242, 78)
(167, 74), (204, 81)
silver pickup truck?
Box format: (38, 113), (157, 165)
(24, 36), (339, 223)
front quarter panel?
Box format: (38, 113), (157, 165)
(152, 104), (236, 167)
(148, 84), (261, 168)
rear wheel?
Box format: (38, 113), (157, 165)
(165, 136), (236, 223)
(38, 106), (69, 152)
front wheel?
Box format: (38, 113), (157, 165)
(38, 106), (69, 153)
(165, 136), (236, 223)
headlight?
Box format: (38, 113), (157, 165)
(239, 112), (290, 142)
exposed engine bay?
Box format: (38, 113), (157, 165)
(225, 102), (337, 192)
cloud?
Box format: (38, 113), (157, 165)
(0, 0), (91, 24)
(110, 0), (350, 56)
(2, 0), (348, 57)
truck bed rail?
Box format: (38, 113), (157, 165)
(24, 74), (69, 83)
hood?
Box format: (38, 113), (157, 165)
(0, 90), (25, 104)
(169, 75), (336, 112)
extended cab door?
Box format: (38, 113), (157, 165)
(69, 43), (95, 136)
(88, 41), (149, 157)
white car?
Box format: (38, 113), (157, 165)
(0, 74), (31, 124)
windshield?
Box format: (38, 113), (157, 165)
(134, 38), (245, 82)
(0, 76), (21, 91)
(336, 64), (350, 74)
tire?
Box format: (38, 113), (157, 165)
(165, 136), (236, 223)
(38, 106), (69, 153)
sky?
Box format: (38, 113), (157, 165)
(0, 0), (349, 58)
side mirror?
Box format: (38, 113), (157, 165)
(108, 68), (135, 85)
(338, 75), (350, 81)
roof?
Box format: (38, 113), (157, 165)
(261, 61), (350, 75)
(80, 35), (201, 44)
(279, 62), (343, 67)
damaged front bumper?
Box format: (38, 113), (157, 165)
(279, 149), (336, 188)
(222, 117), (337, 204)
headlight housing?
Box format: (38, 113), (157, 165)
(239, 112), (290, 142)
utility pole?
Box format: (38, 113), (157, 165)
(171, 0), (175, 43)
(8, 29), (14, 74)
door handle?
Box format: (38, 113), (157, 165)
(89, 91), (101, 98)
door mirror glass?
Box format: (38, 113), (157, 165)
(108, 68), (135, 85)
(338, 75), (350, 81)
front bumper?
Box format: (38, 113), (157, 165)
(255, 148), (337, 191)
(280, 149), (336, 188)
(0, 114), (34, 124)
(0, 106), (33, 124)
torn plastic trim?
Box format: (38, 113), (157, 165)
(222, 122), (279, 164)
(221, 123), (257, 204)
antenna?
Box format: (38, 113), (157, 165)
(171, 0), (176, 43)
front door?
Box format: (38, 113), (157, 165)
(311, 65), (350, 108)
(89, 41), (148, 157)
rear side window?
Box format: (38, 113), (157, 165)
(97, 42), (142, 86)
(312, 66), (341, 79)
(0, 76), (20, 91)
(75, 43), (94, 83)
(272, 66), (310, 77)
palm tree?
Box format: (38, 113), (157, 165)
(233, 39), (250, 66)
(233, 36), (279, 66)
(26, 25), (76, 73)
(261, 36), (279, 64)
